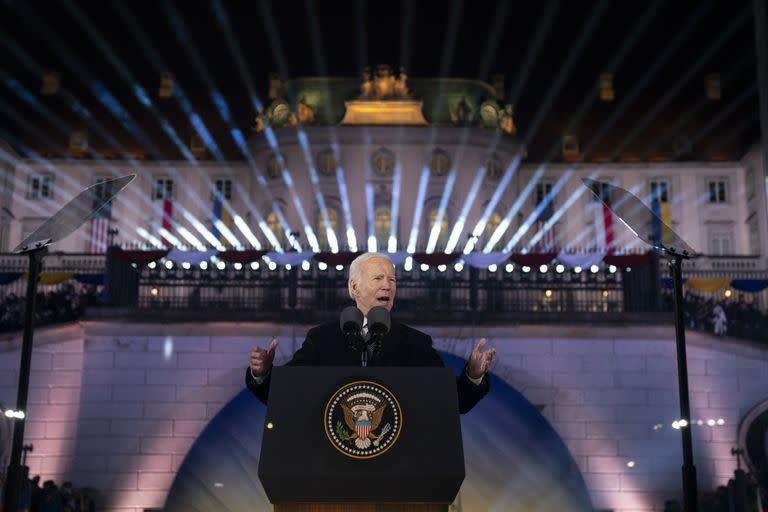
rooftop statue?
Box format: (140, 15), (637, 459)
(359, 65), (412, 100)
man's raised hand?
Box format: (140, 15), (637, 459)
(250, 338), (278, 377)
(467, 338), (496, 380)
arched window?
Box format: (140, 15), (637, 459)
(316, 149), (337, 176)
(375, 208), (391, 249)
(371, 148), (394, 177)
(267, 212), (283, 245)
(267, 153), (284, 180)
(485, 157), (502, 181)
(485, 212), (502, 245)
(317, 208), (338, 250)
(428, 210), (449, 251)
(429, 150), (450, 177)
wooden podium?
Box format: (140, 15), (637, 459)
(259, 367), (464, 512)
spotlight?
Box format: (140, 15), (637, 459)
(672, 421), (680, 430)
(454, 262), (464, 272)
(182, 262), (191, 270)
(488, 264), (498, 272)
(545, 289), (552, 297)
(590, 264), (599, 273)
(318, 262), (328, 271)
(336, 264), (343, 271)
(678, 419), (688, 428)
(707, 419), (716, 427)
(150, 288), (159, 297)
(696, 419), (703, 426)
(234, 263), (243, 270)
(148, 261), (156, 269)
(626, 460), (635, 468)
(574, 266), (582, 273)
(217, 261), (226, 270)
(165, 260), (174, 270)
(724, 289), (732, 298)
(716, 418), (724, 425)
(286, 264), (292, 270)
(3, 409), (24, 419)
(268, 261), (277, 271)
(301, 261), (310, 271)
(555, 264), (564, 273)
(602, 290), (609, 298)
(438, 264), (447, 272)
(539, 264), (547, 273)
(251, 262), (260, 270)
(522, 266), (531, 273)
(404, 257), (413, 271)
(608, 265), (617, 273)
(200, 261), (208, 270)
(505, 263), (514, 273)
(420, 264), (429, 271)
(626, 267), (632, 272)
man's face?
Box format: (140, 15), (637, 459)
(350, 257), (396, 316)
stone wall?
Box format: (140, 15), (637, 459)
(1, 321), (766, 512)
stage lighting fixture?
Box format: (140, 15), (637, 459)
(182, 262), (191, 270)
(438, 264), (447, 272)
(522, 266), (531, 273)
(609, 265), (617, 273)
(150, 288), (159, 297)
(268, 262), (277, 271)
(488, 264), (497, 272)
(454, 262), (464, 272)
(420, 264), (429, 272)
(301, 261), (310, 271)
(217, 262), (226, 270)
(539, 264), (548, 273)
(286, 264), (292, 270)
(335, 265), (343, 271)
(545, 289), (553, 297)
(200, 261), (208, 270)
(148, 261), (156, 269)
(251, 262), (260, 270)
(590, 265), (599, 273)
(555, 264), (565, 273)
(318, 262), (328, 271)
(505, 263), (514, 273)
(574, 266), (582, 273)
(165, 260), (173, 270)
(234, 263), (243, 270)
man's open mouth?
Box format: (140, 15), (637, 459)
(376, 296), (390, 303)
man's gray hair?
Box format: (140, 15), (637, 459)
(348, 252), (394, 299)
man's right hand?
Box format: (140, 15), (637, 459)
(250, 338), (278, 377)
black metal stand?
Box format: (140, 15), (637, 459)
(3, 247), (47, 512)
(667, 251), (699, 512)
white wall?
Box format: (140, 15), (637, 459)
(1, 321), (767, 512)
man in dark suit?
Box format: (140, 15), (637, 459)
(246, 253), (495, 413)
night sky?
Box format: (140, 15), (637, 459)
(0, 0), (760, 161)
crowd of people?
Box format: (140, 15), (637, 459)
(0, 284), (103, 333)
(661, 289), (768, 342)
(0, 473), (96, 512)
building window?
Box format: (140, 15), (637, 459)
(267, 153), (284, 180)
(429, 150), (450, 177)
(589, 180), (611, 203)
(213, 178), (233, 200)
(748, 216), (760, 256)
(428, 210), (449, 250)
(485, 212), (501, 243)
(317, 208), (338, 249)
(707, 180), (727, 203)
(705, 73), (721, 100)
(375, 208), (391, 249)
(317, 150), (337, 177)
(710, 234), (732, 256)
(267, 211), (283, 245)
(485, 157), (502, 180)
(28, 174), (53, 199)
(154, 178), (174, 200)
(562, 134), (579, 160)
(599, 73), (614, 102)
(536, 182), (553, 205)
(650, 180), (669, 203)
(190, 133), (206, 157)
(371, 149), (394, 177)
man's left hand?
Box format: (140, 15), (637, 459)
(467, 338), (496, 380)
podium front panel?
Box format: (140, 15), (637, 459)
(258, 367), (464, 503)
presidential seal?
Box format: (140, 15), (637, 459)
(324, 381), (402, 459)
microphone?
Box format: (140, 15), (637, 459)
(340, 306), (364, 336)
(367, 306), (391, 337)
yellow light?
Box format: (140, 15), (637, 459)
(626, 460), (635, 468)
(150, 288), (159, 296)
(545, 289), (553, 297)
(724, 289), (732, 298)
(266, 422), (274, 429)
(602, 290), (609, 298)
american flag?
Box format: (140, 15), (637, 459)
(87, 181), (112, 253)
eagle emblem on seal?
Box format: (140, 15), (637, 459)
(325, 381), (402, 459)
